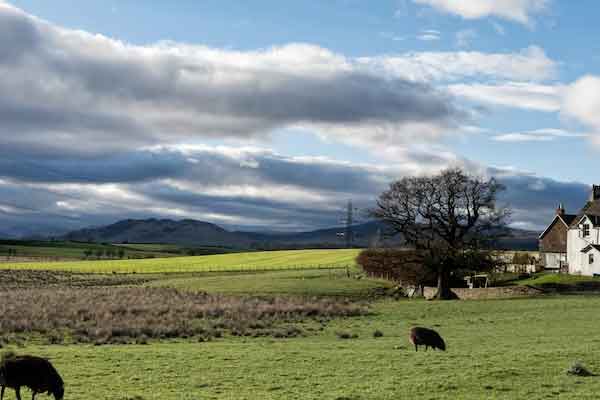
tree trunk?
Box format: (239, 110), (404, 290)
(435, 264), (452, 300)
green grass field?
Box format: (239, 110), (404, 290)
(0, 240), (176, 260)
(147, 268), (391, 296)
(113, 243), (185, 251)
(0, 249), (361, 273)
(4, 251), (600, 399)
(518, 272), (600, 286)
(7, 296), (600, 400)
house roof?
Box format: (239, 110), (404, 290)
(581, 244), (600, 253)
(539, 213), (577, 239)
(560, 214), (577, 226)
(570, 200), (600, 228)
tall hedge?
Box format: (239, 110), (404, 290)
(356, 248), (435, 286)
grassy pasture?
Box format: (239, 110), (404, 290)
(147, 268), (392, 296)
(5, 296), (600, 399)
(4, 251), (600, 399)
(0, 249), (361, 273)
(0, 240), (175, 261)
(113, 243), (185, 252)
(114, 243), (241, 255)
(518, 272), (600, 286)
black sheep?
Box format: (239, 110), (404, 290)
(0, 354), (64, 400)
(409, 327), (446, 352)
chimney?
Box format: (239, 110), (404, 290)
(591, 185), (600, 201)
(556, 203), (565, 216)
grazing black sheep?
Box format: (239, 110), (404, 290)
(409, 327), (446, 352)
(0, 354), (64, 400)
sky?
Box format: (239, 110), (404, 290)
(1, 0), (599, 237)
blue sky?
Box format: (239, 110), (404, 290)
(1, 0), (599, 235)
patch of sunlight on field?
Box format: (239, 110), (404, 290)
(0, 249), (362, 273)
(148, 268), (391, 296)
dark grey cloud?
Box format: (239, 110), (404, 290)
(133, 182), (340, 229)
(0, 150), (189, 183)
(0, 141), (592, 236)
(0, 145), (401, 235)
(0, 146), (388, 193)
(495, 172), (590, 229)
(0, 4), (40, 62)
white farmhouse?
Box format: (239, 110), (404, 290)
(540, 185), (600, 276)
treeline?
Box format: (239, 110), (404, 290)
(249, 242), (360, 251)
(83, 248), (127, 259)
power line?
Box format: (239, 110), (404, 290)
(337, 200), (359, 248)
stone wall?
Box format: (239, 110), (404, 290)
(422, 285), (544, 300)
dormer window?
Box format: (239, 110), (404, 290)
(584, 224), (590, 237)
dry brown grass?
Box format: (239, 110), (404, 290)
(0, 269), (150, 289)
(0, 286), (367, 345)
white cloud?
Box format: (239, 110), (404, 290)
(455, 29), (477, 48)
(413, 0), (549, 25)
(492, 128), (587, 142)
(447, 82), (564, 112)
(0, 3), (473, 158)
(563, 75), (600, 132)
(0, 3), (564, 161)
(492, 22), (506, 35)
(379, 31), (406, 41)
(358, 46), (556, 83)
(417, 33), (440, 41)
(417, 29), (441, 41)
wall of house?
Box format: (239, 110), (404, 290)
(543, 252), (566, 270)
(589, 251), (600, 275)
(575, 250), (600, 276)
(568, 228), (587, 274)
(539, 219), (568, 254)
(539, 218), (568, 269)
(568, 216), (600, 275)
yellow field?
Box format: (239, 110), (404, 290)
(0, 249), (361, 274)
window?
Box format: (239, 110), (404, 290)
(590, 253), (595, 265)
(583, 224), (590, 237)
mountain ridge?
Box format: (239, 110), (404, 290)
(62, 218), (540, 250)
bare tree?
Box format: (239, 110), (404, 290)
(371, 168), (510, 299)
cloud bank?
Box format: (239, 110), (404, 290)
(0, 2), (469, 160)
(0, 2), (589, 237)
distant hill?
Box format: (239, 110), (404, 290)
(62, 218), (540, 251)
(496, 229), (540, 251)
(63, 219), (252, 248)
(63, 218), (381, 249)
(237, 220), (390, 248)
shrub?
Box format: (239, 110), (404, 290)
(356, 248), (435, 286)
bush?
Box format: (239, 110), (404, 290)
(356, 248), (435, 286)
